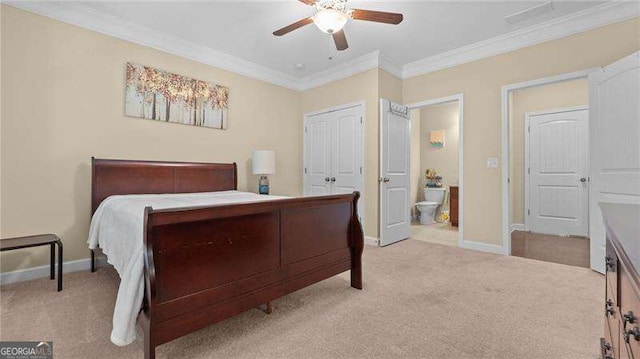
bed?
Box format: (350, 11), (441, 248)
(88, 158), (364, 359)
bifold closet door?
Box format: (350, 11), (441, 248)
(332, 107), (363, 193)
(303, 113), (332, 196)
(303, 104), (364, 221)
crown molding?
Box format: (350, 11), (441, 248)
(4, 1), (303, 90)
(378, 52), (404, 79)
(297, 50), (380, 91)
(402, 1), (640, 79)
(5, 1), (639, 91)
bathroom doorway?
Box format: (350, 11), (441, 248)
(407, 95), (463, 247)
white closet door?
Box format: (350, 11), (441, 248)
(303, 104), (364, 217)
(332, 105), (365, 221)
(304, 113), (332, 196)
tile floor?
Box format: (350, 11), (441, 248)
(410, 221), (459, 246)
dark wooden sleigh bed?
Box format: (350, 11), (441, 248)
(90, 158), (364, 359)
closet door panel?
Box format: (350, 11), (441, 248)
(304, 114), (332, 196)
(331, 106), (364, 221)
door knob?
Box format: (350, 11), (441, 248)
(324, 177), (331, 182)
(624, 326), (640, 343)
(623, 311), (636, 329)
(331, 177), (336, 182)
(580, 177), (587, 183)
(383, 177), (390, 183)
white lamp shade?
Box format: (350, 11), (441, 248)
(252, 150), (276, 174)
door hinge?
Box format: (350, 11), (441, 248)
(304, 168), (307, 174)
(360, 117), (363, 124)
(528, 167), (530, 174)
(304, 126), (308, 133)
(359, 167), (362, 174)
(528, 126), (530, 133)
(507, 177), (510, 184)
(528, 209), (530, 215)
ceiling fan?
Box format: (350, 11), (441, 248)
(273, 0), (403, 51)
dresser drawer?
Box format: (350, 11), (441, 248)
(605, 320), (618, 359)
(607, 294), (621, 359)
(620, 270), (640, 358)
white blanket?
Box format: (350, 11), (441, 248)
(87, 190), (288, 346)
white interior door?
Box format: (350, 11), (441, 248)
(589, 52), (640, 274)
(331, 105), (365, 221)
(379, 99), (411, 246)
(303, 113), (332, 196)
(527, 108), (589, 237)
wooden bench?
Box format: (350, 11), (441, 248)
(0, 234), (63, 291)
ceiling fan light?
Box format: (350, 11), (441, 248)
(312, 9), (349, 34)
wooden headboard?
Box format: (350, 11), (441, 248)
(91, 158), (237, 213)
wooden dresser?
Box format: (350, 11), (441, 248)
(449, 185), (459, 227)
(601, 203), (640, 359)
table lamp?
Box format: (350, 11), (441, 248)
(252, 150), (276, 194)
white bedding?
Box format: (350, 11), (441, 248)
(87, 190), (288, 346)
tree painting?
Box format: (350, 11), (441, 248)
(125, 63), (229, 129)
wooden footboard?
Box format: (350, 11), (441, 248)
(140, 192), (363, 359)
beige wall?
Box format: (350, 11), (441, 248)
(509, 79), (588, 225)
(378, 68), (403, 104)
(0, 6), (302, 272)
(420, 102), (459, 211)
(0, 5), (4, 237)
(403, 17), (640, 246)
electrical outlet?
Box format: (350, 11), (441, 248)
(487, 157), (499, 168)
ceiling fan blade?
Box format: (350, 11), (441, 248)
(351, 9), (403, 25)
(332, 30), (348, 51)
(273, 17), (313, 36)
(298, 0), (315, 5)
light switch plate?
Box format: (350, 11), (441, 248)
(487, 157), (499, 168)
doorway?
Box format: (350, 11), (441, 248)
(379, 95), (464, 248)
(409, 100), (461, 247)
(505, 75), (591, 268)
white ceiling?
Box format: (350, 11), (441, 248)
(77, 1), (604, 78)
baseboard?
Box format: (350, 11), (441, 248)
(364, 236), (379, 246)
(459, 240), (506, 255)
(0, 256), (107, 286)
(510, 223), (525, 233)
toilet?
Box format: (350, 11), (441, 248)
(415, 188), (447, 225)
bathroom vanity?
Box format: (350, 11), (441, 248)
(450, 186), (459, 227)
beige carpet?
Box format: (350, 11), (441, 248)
(1, 239), (603, 359)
